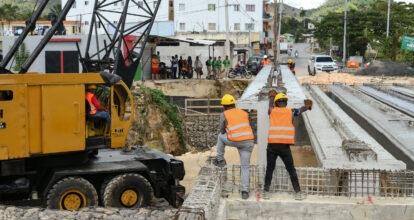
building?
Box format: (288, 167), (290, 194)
(0, 20), (81, 36)
(173, 0), (262, 33)
(62, 0), (172, 35)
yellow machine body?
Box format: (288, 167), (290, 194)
(0, 72), (134, 160)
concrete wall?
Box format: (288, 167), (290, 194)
(221, 198), (414, 220)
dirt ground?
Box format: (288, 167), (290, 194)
(298, 73), (414, 85)
(177, 145), (318, 193)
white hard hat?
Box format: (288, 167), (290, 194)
(264, 55), (268, 58)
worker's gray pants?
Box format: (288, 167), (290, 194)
(216, 133), (254, 192)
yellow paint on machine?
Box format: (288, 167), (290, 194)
(0, 73), (134, 160)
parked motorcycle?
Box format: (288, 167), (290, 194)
(228, 67), (253, 79)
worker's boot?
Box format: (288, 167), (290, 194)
(242, 191), (249, 200)
(212, 158), (226, 167)
(294, 191), (306, 200)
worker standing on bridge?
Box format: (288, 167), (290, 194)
(214, 94), (255, 200)
(264, 93), (312, 200)
(262, 55), (271, 66)
(288, 59), (296, 75)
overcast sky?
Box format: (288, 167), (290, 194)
(283, 0), (414, 10)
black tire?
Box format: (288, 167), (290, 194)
(313, 68), (316, 76)
(244, 71), (253, 79)
(308, 66), (311, 75)
(103, 173), (153, 208)
(46, 177), (98, 210)
(228, 70), (237, 78)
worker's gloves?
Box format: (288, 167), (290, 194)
(304, 99), (313, 110)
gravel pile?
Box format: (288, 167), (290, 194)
(0, 205), (178, 220)
(357, 60), (414, 76)
(0, 199), (177, 220)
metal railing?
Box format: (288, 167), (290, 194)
(220, 166), (414, 198)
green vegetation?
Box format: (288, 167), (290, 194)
(313, 0), (414, 63)
(141, 88), (186, 151)
(13, 42), (29, 71)
(0, 0), (60, 23)
(310, 0), (375, 20)
(281, 17), (313, 42)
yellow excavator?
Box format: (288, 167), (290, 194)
(0, 0), (185, 210)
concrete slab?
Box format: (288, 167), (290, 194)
(302, 85), (405, 169)
(328, 84), (414, 169)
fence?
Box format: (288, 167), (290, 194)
(184, 98), (222, 116)
(220, 166), (414, 198)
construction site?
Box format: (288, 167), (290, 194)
(0, 0), (414, 219)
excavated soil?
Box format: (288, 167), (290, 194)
(298, 73), (414, 85)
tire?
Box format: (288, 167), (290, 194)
(46, 177), (98, 210)
(308, 66), (311, 75)
(103, 173), (153, 208)
(228, 70), (237, 79)
(313, 68), (316, 76)
(244, 71), (253, 79)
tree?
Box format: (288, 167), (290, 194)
(14, 42), (30, 72)
(0, 4), (20, 35)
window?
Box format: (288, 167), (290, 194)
(208, 4), (215, 11)
(208, 23), (216, 31)
(72, 1), (76, 8)
(246, 4), (255, 12)
(179, 3), (185, 11)
(138, 1), (143, 7)
(234, 23), (240, 31)
(114, 1), (117, 6)
(153, 1), (158, 8)
(114, 21), (118, 24)
(179, 23), (185, 31)
(121, 0), (125, 6)
(245, 23), (254, 31)
(85, 1), (88, 6)
(85, 21), (89, 25)
(0, 91), (13, 101)
(234, 4), (240, 11)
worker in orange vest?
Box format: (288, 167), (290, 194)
(261, 55), (271, 66)
(213, 94), (255, 200)
(152, 54), (160, 80)
(288, 59), (296, 75)
(85, 85), (111, 129)
(264, 93), (312, 200)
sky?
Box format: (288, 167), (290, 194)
(282, 0), (414, 10)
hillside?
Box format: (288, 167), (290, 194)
(310, 0), (375, 20)
(0, 0), (60, 19)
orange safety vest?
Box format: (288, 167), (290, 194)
(85, 92), (97, 115)
(152, 58), (159, 68)
(288, 62), (295, 71)
(262, 59), (271, 66)
(224, 108), (254, 142)
(268, 107), (295, 144)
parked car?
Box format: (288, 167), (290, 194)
(308, 55), (338, 76)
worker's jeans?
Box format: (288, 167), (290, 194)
(172, 67), (177, 79)
(91, 111), (111, 129)
(216, 133), (254, 192)
(264, 143), (301, 192)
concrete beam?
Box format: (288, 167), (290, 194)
(328, 84), (414, 169)
(302, 84), (405, 169)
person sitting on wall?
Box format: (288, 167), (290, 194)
(85, 85), (111, 129)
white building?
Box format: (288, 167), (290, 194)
(174, 0), (263, 33)
(62, 0), (171, 35)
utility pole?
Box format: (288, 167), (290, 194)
(342, 0), (348, 66)
(273, 0), (279, 66)
(277, 0), (283, 63)
(386, 0), (391, 37)
(225, 0), (231, 59)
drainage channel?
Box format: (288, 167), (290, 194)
(388, 85), (414, 99)
(328, 84), (414, 169)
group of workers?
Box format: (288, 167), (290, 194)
(214, 92), (312, 200)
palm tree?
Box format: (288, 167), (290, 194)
(0, 4), (19, 35)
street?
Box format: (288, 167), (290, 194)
(280, 43), (313, 77)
